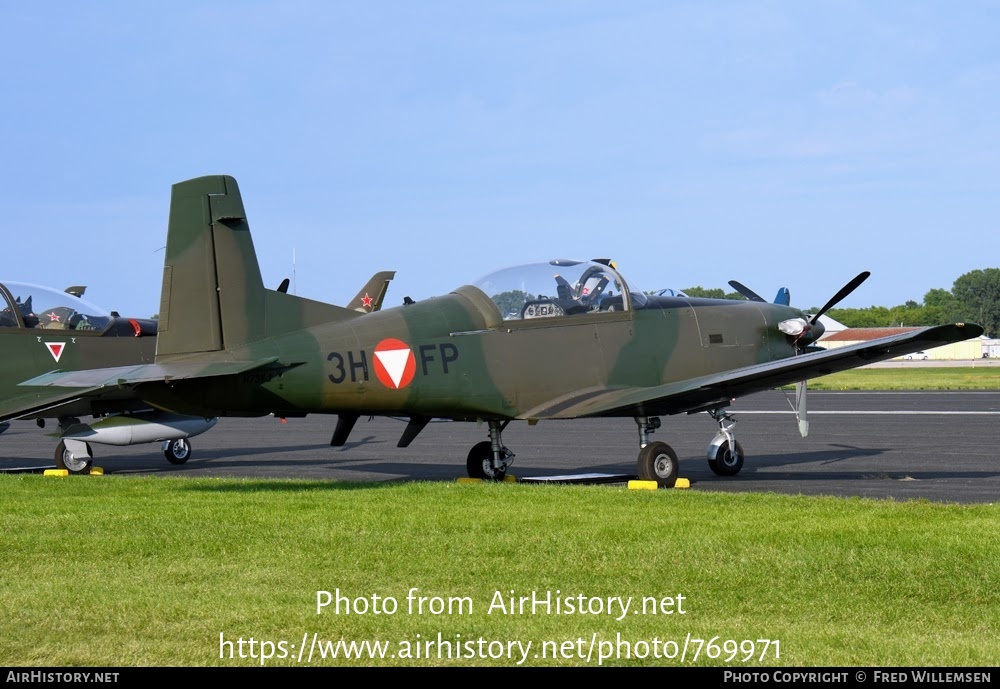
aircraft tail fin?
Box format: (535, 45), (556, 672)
(346, 271), (396, 312)
(156, 175), (356, 358)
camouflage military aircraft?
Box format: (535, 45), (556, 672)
(0, 280), (215, 472)
(3, 175), (982, 485)
(0, 271), (393, 473)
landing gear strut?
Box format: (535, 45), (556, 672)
(634, 416), (678, 487)
(466, 420), (514, 481)
(706, 407), (744, 476)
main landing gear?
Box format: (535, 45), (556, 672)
(633, 407), (746, 486)
(463, 408), (747, 485)
(634, 416), (678, 487)
(466, 420), (514, 481)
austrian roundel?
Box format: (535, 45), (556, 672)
(373, 338), (416, 389)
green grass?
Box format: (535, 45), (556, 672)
(1, 475), (997, 667)
(804, 367), (1000, 390)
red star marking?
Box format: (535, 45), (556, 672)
(361, 293), (373, 309)
(48, 312), (61, 322)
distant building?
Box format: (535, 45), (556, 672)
(981, 337), (1000, 359)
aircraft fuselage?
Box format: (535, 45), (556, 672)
(140, 288), (805, 421)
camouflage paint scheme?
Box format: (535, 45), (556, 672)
(0, 269), (392, 473)
(0, 282), (159, 421)
(6, 176), (982, 485)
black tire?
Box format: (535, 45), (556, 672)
(54, 440), (93, 475)
(164, 438), (192, 464)
(466, 441), (507, 481)
(636, 441), (678, 487)
(708, 440), (744, 476)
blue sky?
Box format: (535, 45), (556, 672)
(2, 2), (998, 318)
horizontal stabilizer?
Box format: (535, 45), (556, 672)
(19, 357), (285, 389)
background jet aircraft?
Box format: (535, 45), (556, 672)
(345, 271), (395, 313)
(0, 281), (217, 472)
(0, 272), (395, 474)
(6, 176), (982, 485)
(276, 271), (394, 312)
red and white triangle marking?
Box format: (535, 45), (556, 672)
(374, 348), (411, 388)
(44, 342), (66, 362)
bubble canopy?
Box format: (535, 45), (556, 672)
(0, 281), (113, 331)
(472, 259), (647, 321)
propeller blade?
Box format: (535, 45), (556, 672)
(728, 280), (766, 302)
(810, 271), (870, 325)
(795, 380), (809, 437)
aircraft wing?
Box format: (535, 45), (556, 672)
(0, 389), (100, 424)
(519, 323), (982, 420)
(0, 357), (285, 423)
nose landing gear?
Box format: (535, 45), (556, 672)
(706, 408), (744, 476)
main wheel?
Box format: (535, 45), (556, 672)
(707, 439), (744, 476)
(636, 441), (678, 487)
(164, 438), (192, 464)
(466, 441), (507, 481)
(54, 440), (93, 474)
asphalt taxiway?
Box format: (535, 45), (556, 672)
(2, 390), (998, 504)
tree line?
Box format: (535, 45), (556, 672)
(680, 268), (1000, 338)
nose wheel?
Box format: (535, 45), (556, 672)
(707, 438), (744, 476)
(706, 407), (745, 476)
(163, 438), (192, 464)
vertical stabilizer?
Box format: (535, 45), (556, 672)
(347, 271), (396, 312)
(156, 175), (266, 357)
